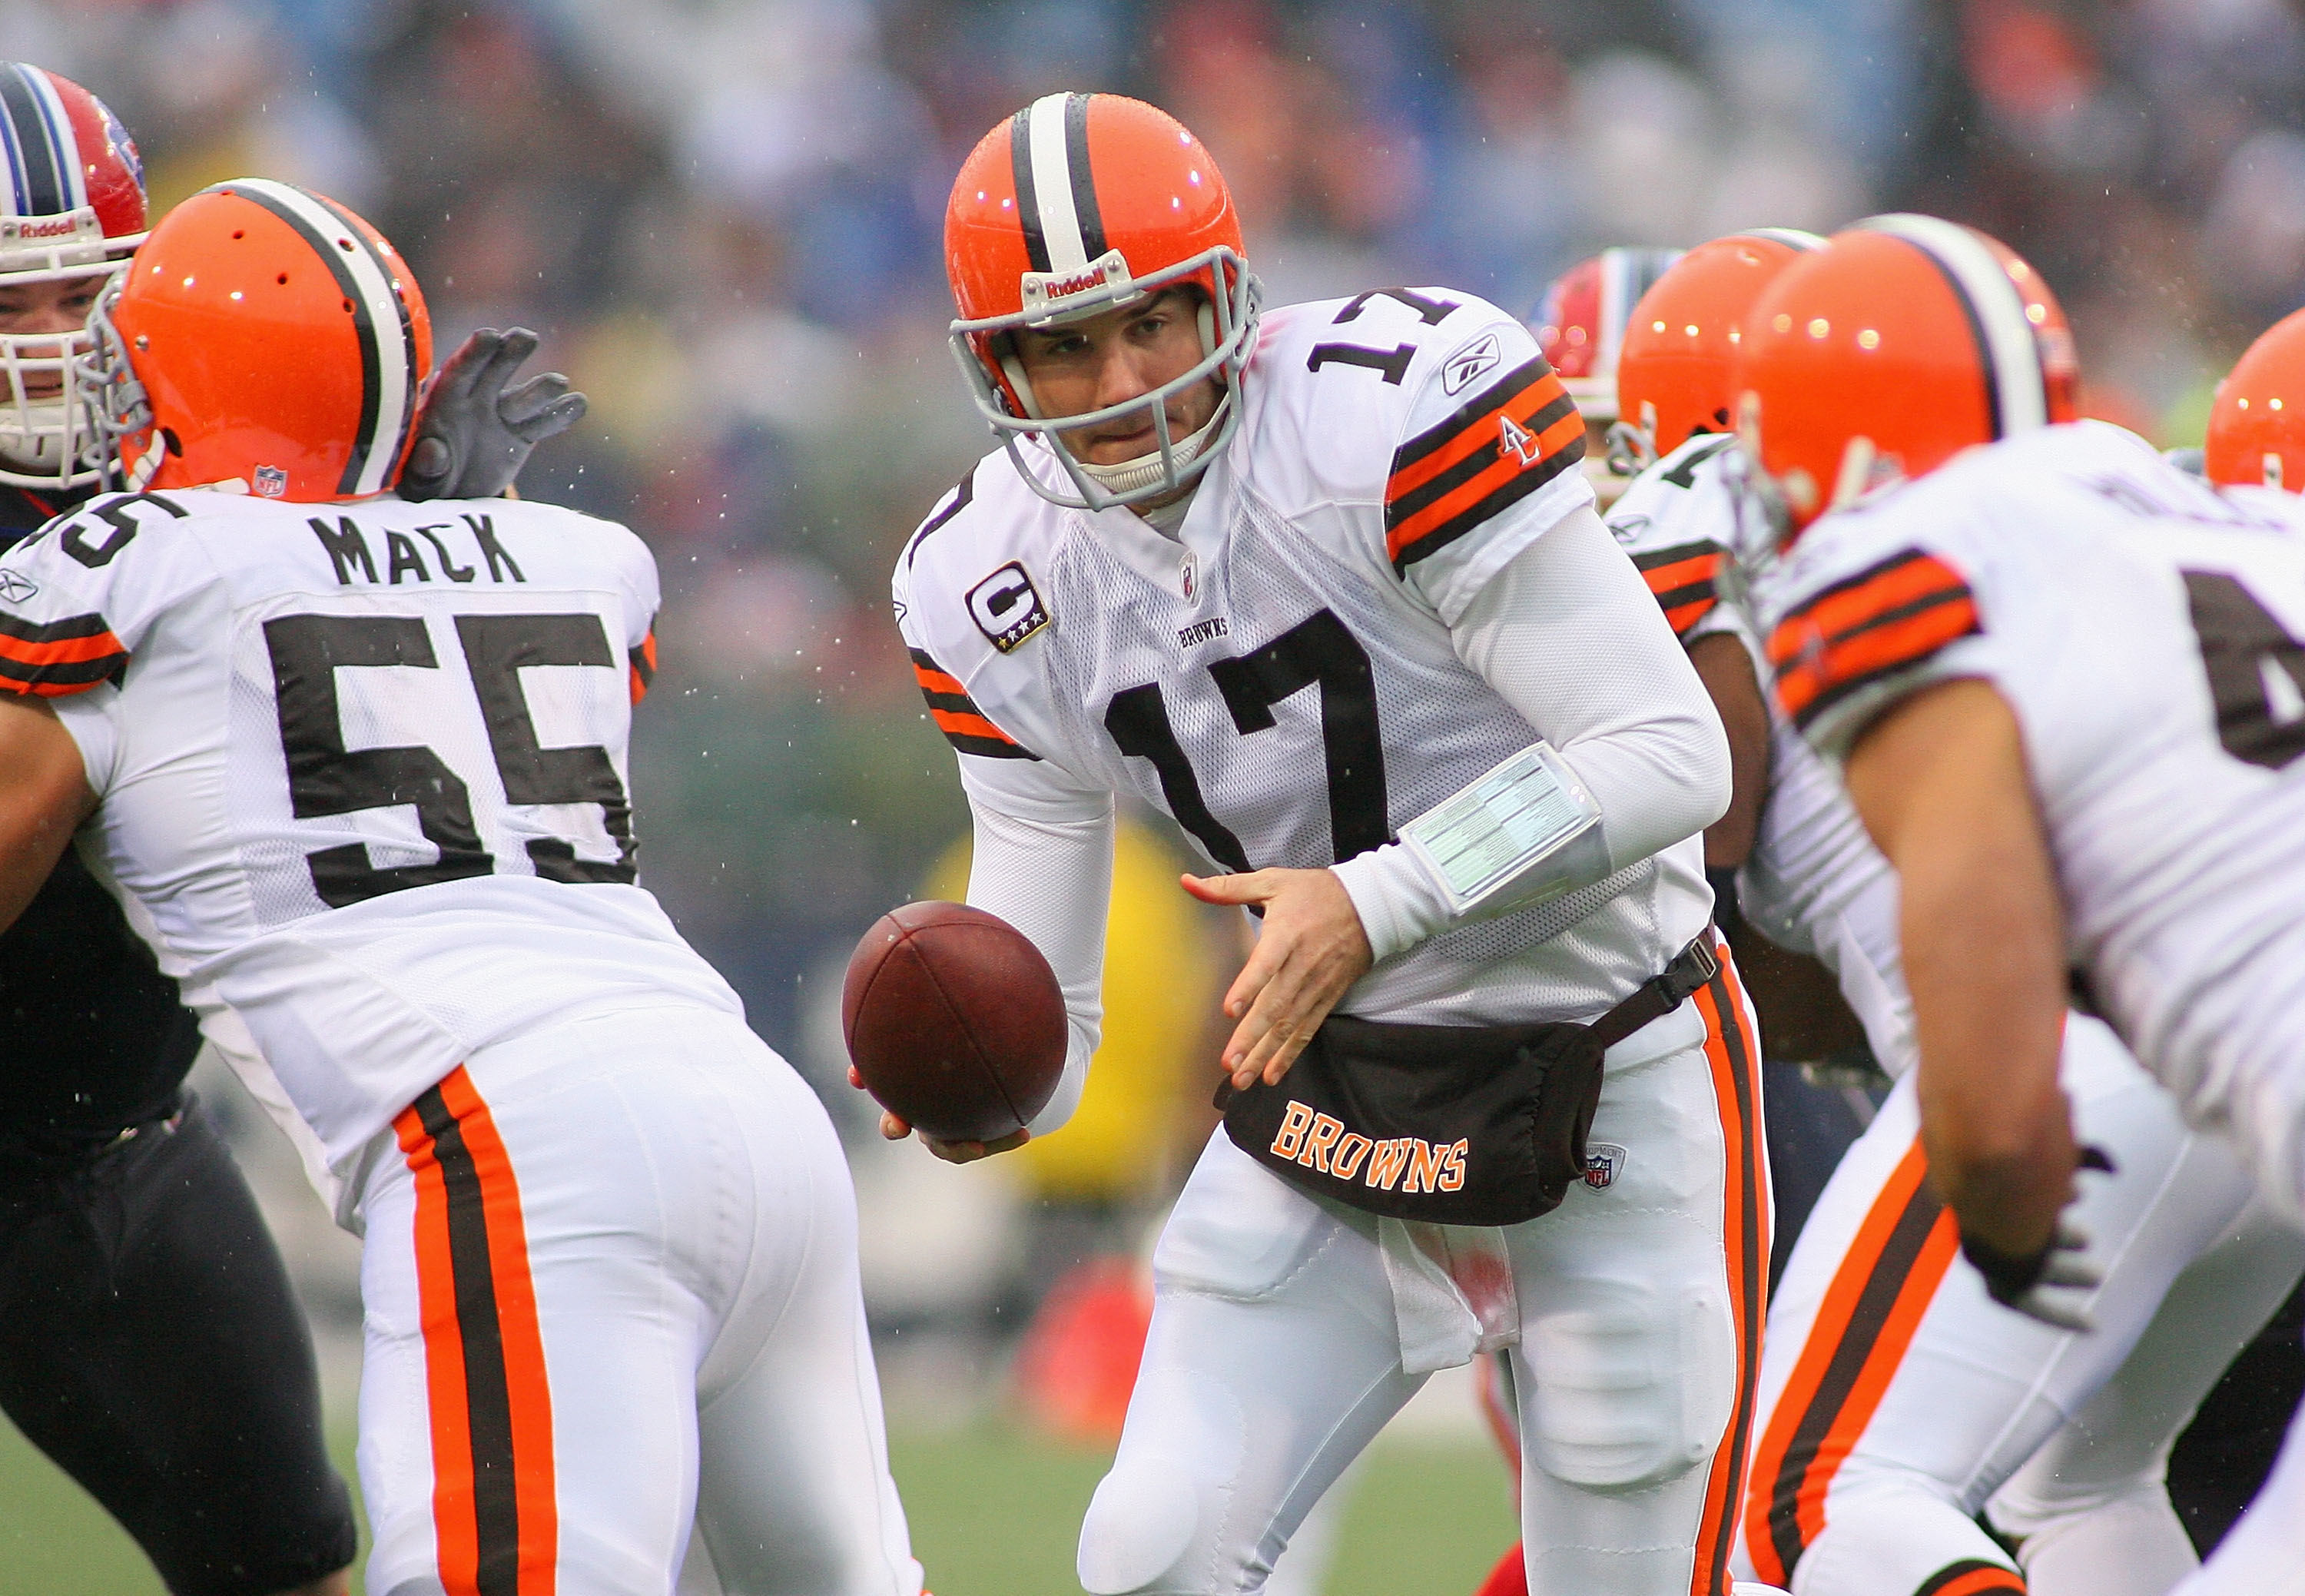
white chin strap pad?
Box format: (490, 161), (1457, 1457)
(1072, 400), (1229, 499)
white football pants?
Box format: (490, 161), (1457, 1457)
(353, 1004), (923, 1596)
(1080, 961), (1769, 1596)
(1736, 1014), (2303, 1596)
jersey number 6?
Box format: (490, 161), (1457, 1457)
(265, 611), (638, 907)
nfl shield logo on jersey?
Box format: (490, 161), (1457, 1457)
(1583, 1142), (1627, 1190)
(254, 465), (289, 499)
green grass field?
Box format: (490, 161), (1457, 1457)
(0, 1412), (1514, 1596)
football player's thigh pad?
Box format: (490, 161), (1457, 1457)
(1514, 1047), (1736, 1491)
(1152, 1129), (1352, 1302)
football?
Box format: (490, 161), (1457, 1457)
(842, 901), (1068, 1143)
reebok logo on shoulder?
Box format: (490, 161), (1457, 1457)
(1441, 331), (1502, 395)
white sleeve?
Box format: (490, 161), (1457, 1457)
(956, 752), (1115, 1137)
(1331, 503), (1732, 958)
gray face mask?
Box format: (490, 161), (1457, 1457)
(950, 246), (1263, 513)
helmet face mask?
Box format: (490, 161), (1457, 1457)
(948, 243), (1259, 511)
(1530, 246), (1686, 505)
(0, 62), (150, 491)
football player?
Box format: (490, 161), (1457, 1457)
(0, 180), (921, 1596)
(1594, 225), (2305, 1596)
(0, 63), (358, 1596)
(1739, 221), (2305, 1596)
(1527, 245), (1684, 509)
(887, 92), (1783, 1596)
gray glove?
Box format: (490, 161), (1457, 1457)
(1960, 1144), (2118, 1332)
(399, 327), (587, 501)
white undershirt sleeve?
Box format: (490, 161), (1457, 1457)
(1331, 503), (1731, 960)
(955, 754), (1116, 1136)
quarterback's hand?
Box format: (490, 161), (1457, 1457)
(1184, 867), (1373, 1090)
(1961, 1145), (2116, 1332)
(846, 1064), (1030, 1164)
(400, 327), (587, 502)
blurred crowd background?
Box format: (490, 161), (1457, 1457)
(10, 0), (2305, 1395)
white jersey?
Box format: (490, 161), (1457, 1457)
(1763, 420), (2305, 1186)
(896, 288), (1711, 1024)
(1606, 433), (1916, 1072)
(0, 489), (741, 1166)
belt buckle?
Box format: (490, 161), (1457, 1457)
(1682, 935), (1720, 990)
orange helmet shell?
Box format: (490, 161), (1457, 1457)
(947, 93), (1242, 386)
(1617, 230), (1822, 457)
(2206, 307), (2305, 491)
(108, 179), (430, 500)
(1736, 215), (2078, 535)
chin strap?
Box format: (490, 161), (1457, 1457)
(1071, 397), (1231, 498)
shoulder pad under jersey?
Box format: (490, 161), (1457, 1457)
(1606, 433), (1742, 639)
(1242, 288), (1593, 608)
(891, 454), (1072, 766)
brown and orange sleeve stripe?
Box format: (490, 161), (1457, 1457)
(0, 609), (128, 696)
(1632, 541), (1726, 639)
(910, 647), (1039, 761)
(1385, 355), (1584, 573)
(1769, 549), (1979, 735)
(627, 628), (657, 705)
(1742, 1135), (1962, 1590)
(395, 1067), (557, 1596)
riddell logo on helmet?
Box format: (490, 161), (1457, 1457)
(1269, 1100), (1468, 1193)
(2, 214), (94, 243)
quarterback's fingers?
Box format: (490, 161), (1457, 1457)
(1181, 869), (1275, 907)
(1220, 931), (1288, 1020)
(1228, 954), (1323, 1086)
(924, 1128), (1029, 1165)
(878, 1109), (912, 1140)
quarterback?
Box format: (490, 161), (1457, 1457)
(0, 181), (919, 1596)
(888, 92), (1776, 1595)
(1743, 224), (2305, 1594)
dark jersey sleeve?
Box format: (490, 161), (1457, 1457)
(0, 486), (200, 1149)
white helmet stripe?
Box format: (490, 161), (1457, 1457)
(1859, 213), (2047, 436)
(223, 178), (416, 496)
(1024, 91), (1089, 272)
(1740, 227), (1827, 253)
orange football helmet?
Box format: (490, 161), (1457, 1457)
(946, 91), (1256, 510)
(2205, 307), (2305, 491)
(83, 178), (431, 500)
(1735, 214), (2078, 540)
(1611, 228), (1823, 471)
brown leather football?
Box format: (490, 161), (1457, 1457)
(841, 901), (1067, 1143)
